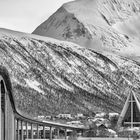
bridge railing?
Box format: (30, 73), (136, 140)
(0, 66), (86, 140)
(14, 115), (54, 140)
(14, 112), (78, 140)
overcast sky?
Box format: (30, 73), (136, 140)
(0, 0), (72, 33)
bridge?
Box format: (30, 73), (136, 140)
(0, 66), (87, 140)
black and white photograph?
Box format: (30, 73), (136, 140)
(0, 0), (140, 139)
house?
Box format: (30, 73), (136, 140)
(109, 112), (119, 120)
(76, 113), (84, 118)
(56, 114), (72, 119)
(37, 115), (45, 120)
(97, 124), (109, 137)
(95, 112), (106, 118)
(98, 124), (108, 130)
(45, 115), (52, 119)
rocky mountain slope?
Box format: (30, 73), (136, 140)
(33, 0), (140, 61)
(1, 28), (140, 117)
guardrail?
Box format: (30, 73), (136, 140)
(0, 66), (86, 140)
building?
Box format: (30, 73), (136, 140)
(37, 115), (45, 120)
(75, 113), (85, 119)
(117, 90), (140, 128)
(109, 112), (119, 120)
(95, 112), (106, 118)
(56, 114), (72, 119)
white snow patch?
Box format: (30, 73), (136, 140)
(109, 112), (119, 117)
(14, 54), (29, 68)
(108, 129), (116, 134)
(109, 113), (119, 119)
(95, 112), (106, 118)
(109, 63), (116, 71)
(25, 79), (44, 94)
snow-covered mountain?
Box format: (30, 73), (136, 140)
(33, 0), (140, 61)
(1, 28), (140, 116)
(1, 0), (140, 117)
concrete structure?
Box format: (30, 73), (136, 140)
(0, 66), (86, 140)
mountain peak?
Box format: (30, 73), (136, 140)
(33, 0), (140, 61)
(62, 0), (105, 26)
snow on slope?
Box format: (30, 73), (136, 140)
(1, 28), (140, 116)
(33, 0), (140, 61)
(113, 13), (140, 60)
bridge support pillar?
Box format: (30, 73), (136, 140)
(43, 125), (45, 138)
(17, 119), (19, 140)
(64, 129), (67, 139)
(21, 121), (23, 140)
(57, 128), (60, 139)
(37, 124), (39, 138)
(0, 81), (1, 140)
(50, 126), (53, 140)
(14, 118), (16, 140)
(31, 123), (33, 139)
(26, 122), (28, 139)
